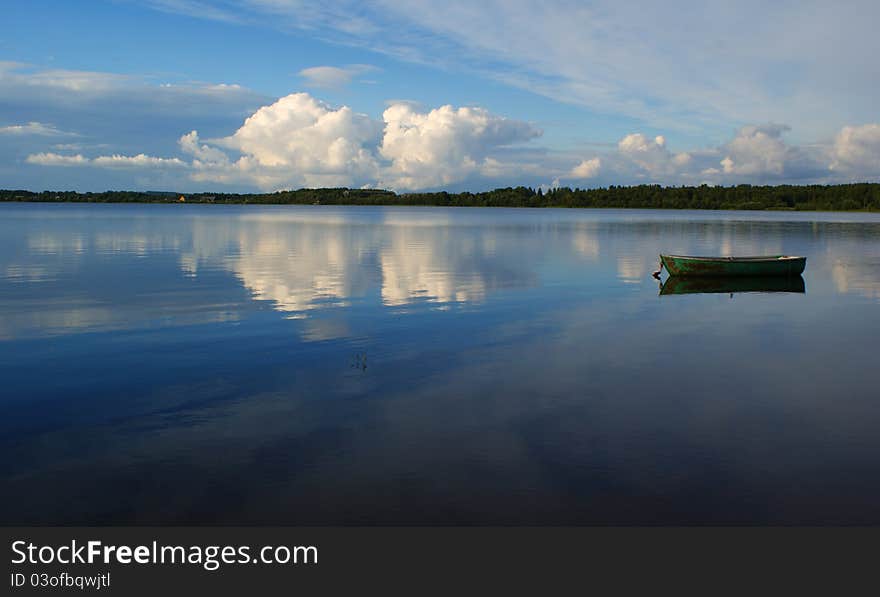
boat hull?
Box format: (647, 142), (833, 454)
(659, 254), (806, 277)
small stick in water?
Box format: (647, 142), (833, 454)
(651, 260), (663, 279)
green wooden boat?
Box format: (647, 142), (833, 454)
(660, 275), (805, 295)
(659, 254), (806, 277)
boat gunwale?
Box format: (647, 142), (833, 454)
(660, 254), (805, 263)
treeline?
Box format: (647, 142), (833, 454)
(2, 184), (879, 211)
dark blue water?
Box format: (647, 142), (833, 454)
(2, 203), (879, 524)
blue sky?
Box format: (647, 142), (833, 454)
(2, 0), (879, 192)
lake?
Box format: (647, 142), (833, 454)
(2, 203), (880, 525)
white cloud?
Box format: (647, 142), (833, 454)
(619, 133), (665, 154)
(569, 157), (601, 179)
(21, 83), (874, 191)
(91, 154), (187, 169)
(0, 122), (75, 136)
(719, 124), (790, 176)
(210, 92), (383, 189)
(178, 130), (230, 165)
(26, 152), (185, 169)
(226, 93), (380, 169)
(204, 83), (244, 91)
(617, 133), (691, 176)
(562, 123), (835, 186)
(566, 132), (695, 183)
(171, 93), (540, 191)
(378, 103), (541, 189)
(830, 124), (880, 179)
(298, 65), (377, 89)
(25, 153), (89, 167)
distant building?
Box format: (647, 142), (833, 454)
(178, 195), (186, 202)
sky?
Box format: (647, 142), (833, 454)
(1, 0), (879, 193)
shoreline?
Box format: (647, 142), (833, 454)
(2, 201), (879, 214)
(2, 183), (879, 212)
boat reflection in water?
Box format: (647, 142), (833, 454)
(659, 275), (806, 296)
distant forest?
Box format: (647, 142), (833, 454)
(2, 184), (879, 211)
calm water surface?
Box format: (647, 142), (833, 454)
(2, 203), (879, 524)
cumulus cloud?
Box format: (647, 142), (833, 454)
(177, 130), (242, 185)
(564, 133), (695, 184)
(26, 152), (185, 169)
(0, 122), (75, 136)
(212, 92), (383, 189)
(226, 93), (380, 169)
(617, 133), (691, 176)
(378, 103), (541, 189)
(25, 153), (90, 167)
(91, 154), (187, 169)
(21, 92), (540, 191)
(171, 94), (541, 191)
(19, 76), (877, 191)
(298, 65), (377, 89)
(569, 157), (601, 179)
(830, 124), (880, 179)
(561, 122), (843, 186)
(178, 130), (230, 165)
(718, 124), (791, 176)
